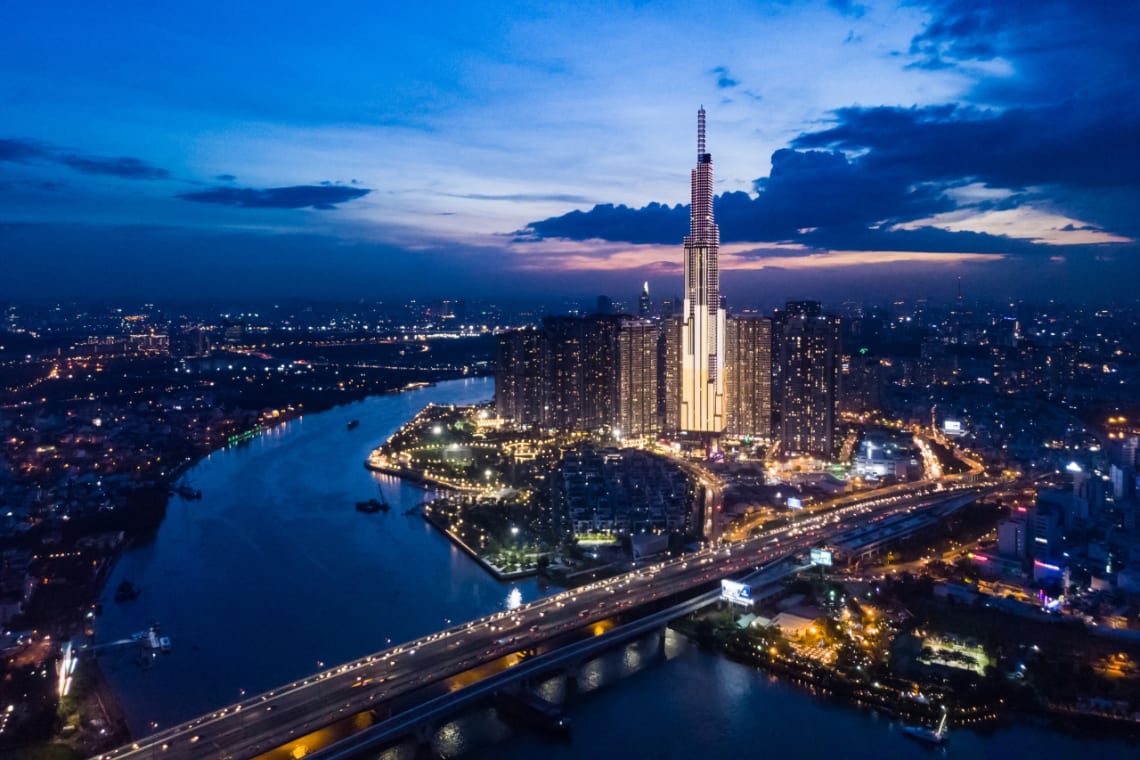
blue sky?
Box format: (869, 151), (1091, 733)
(2, 0), (1137, 305)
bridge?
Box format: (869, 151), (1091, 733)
(95, 478), (996, 760)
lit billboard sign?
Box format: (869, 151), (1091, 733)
(942, 419), (963, 436)
(810, 548), (834, 567)
(720, 579), (753, 607)
(787, 497), (803, 510)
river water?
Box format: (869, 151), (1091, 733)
(97, 377), (545, 735)
(98, 377), (1137, 757)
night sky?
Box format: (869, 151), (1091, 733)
(2, 1), (1137, 304)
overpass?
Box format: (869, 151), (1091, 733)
(310, 590), (720, 759)
(95, 481), (995, 760)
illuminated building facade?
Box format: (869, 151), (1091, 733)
(494, 328), (544, 426)
(617, 319), (659, 437)
(679, 107), (726, 434)
(725, 316), (772, 438)
(496, 315), (659, 437)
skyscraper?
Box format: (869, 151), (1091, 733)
(617, 319), (659, 437)
(638, 281), (651, 317)
(680, 107), (726, 434)
(775, 301), (840, 457)
(726, 316), (773, 438)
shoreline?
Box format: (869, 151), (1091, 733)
(77, 378), (459, 747)
(670, 618), (1140, 745)
(420, 507), (537, 582)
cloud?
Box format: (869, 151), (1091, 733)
(177, 184), (371, 210)
(524, 201), (686, 245)
(793, 102), (1140, 191)
(828, 0), (866, 19)
(0, 138), (48, 162)
(710, 66), (738, 89)
(0, 136), (170, 180)
(448, 192), (595, 204)
(908, 2), (1140, 105)
(525, 146), (958, 246)
(215, 174), (237, 182)
(57, 154), (169, 180)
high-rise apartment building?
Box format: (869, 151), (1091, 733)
(496, 315), (659, 437)
(494, 328), (544, 426)
(542, 315), (619, 431)
(617, 319), (659, 437)
(776, 301), (840, 457)
(725, 316), (772, 438)
(662, 316), (681, 432)
(679, 108), (726, 434)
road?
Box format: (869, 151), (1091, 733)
(94, 479), (994, 760)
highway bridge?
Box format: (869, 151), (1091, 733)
(96, 478), (996, 760)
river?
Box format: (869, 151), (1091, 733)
(97, 377), (546, 735)
(97, 377), (1137, 757)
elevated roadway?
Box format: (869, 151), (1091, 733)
(96, 479), (995, 760)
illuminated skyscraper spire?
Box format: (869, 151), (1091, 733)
(680, 107), (726, 434)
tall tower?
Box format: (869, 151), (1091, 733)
(680, 107), (726, 434)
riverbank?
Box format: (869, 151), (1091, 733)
(364, 458), (466, 492)
(90, 377), (551, 738)
(421, 506), (536, 581)
(670, 608), (1140, 746)
(21, 378), (454, 751)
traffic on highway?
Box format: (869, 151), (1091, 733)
(96, 476), (994, 760)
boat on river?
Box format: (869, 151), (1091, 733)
(115, 580), (141, 602)
(347, 419), (360, 430)
(902, 705), (949, 745)
(355, 497), (390, 513)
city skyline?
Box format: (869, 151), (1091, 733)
(3, 1), (1139, 303)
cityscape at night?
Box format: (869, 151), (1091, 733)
(2, 2), (1140, 759)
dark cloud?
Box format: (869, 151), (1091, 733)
(525, 201), (685, 245)
(710, 66), (738, 89)
(525, 99), (1138, 255)
(526, 147), (956, 246)
(57, 154), (169, 180)
(797, 224), (1049, 256)
(177, 184), (371, 209)
(909, 2), (1140, 105)
(215, 174), (237, 182)
(0, 136), (170, 180)
(0, 138), (49, 162)
(793, 102), (1140, 191)
(828, 0), (866, 18)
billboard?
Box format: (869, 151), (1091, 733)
(787, 497), (803, 510)
(810, 548), (833, 567)
(943, 419), (964, 436)
(720, 579), (753, 607)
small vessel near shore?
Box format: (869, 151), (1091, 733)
(347, 419), (360, 430)
(902, 705), (949, 745)
(355, 497), (390, 513)
(115, 580), (141, 602)
(171, 482), (202, 500)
